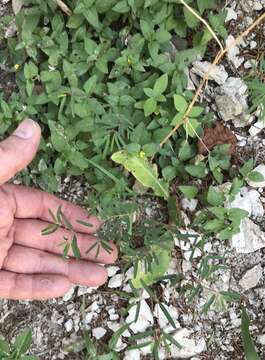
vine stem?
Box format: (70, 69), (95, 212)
(159, 11), (265, 148)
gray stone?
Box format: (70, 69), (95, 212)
(231, 218), (265, 253)
(239, 265), (263, 290)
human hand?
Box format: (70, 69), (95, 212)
(0, 119), (117, 300)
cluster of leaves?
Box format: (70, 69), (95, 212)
(0, 328), (37, 360)
(0, 1), (264, 358)
(245, 54), (265, 122)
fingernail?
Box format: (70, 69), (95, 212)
(13, 119), (37, 139)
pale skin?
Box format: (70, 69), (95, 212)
(0, 119), (118, 300)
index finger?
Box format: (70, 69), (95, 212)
(2, 183), (101, 234)
(0, 119), (41, 185)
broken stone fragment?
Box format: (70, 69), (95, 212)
(231, 218), (265, 253)
(239, 264), (263, 290)
(191, 61), (228, 85)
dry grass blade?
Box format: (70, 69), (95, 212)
(160, 12), (265, 147)
(179, 0), (224, 52)
(55, 0), (72, 16)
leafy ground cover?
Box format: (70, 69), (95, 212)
(0, 0), (265, 359)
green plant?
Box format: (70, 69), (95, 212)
(246, 55), (265, 122)
(241, 307), (260, 360)
(1, 0), (264, 357)
(0, 328), (38, 360)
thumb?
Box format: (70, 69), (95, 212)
(0, 119), (41, 185)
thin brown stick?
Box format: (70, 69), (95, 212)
(160, 12), (265, 148)
(55, 0), (72, 16)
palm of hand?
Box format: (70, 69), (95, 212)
(0, 120), (117, 300)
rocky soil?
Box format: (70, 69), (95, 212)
(0, 0), (265, 359)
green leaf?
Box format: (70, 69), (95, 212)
(189, 106), (204, 118)
(84, 75), (98, 95)
(159, 303), (177, 329)
(185, 163), (207, 178)
(71, 234), (81, 259)
(184, 7), (200, 28)
(24, 61), (38, 80)
(131, 246), (171, 288)
(241, 307), (260, 360)
(108, 324), (131, 350)
(239, 159), (254, 178)
(112, 150), (169, 198)
(144, 98), (157, 117)
(183, 118), (200, 138)
(0, 339), (10, 355)
(248, 171), (264, 182)
(162, 165), (177, 181)
(197, 0), (215, 14)
(153, 73), (168, 95)
(179, 185), (198, 199)
(178, 141), (195, 161)
(174, 95), (188, 113)
(13, 328), (32, 355)
(112, 0), (130, 13)
(83, 7), (99, 28)
(207, 186), (225, 206)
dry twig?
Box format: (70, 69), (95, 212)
(160, 12), (265, 148)
(55, 0), (72, 16)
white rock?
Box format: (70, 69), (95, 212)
(185, 68), (196, 91)
(77, 286), (95, 297)
(84, 312), (93, 324)
(124, 349), (141, 360)
(226, 35), (244, 68)
(65, 319), (73, 332)
(257, 334), (265, 346)
(192, 61), (228, 85)
(228, 188), (264, 217)
(92, 327), (107, 340)
(63, 286), (75, 302)
(114, 337), (127, 352)
(108, 274), (124, 288)
(182, 260), (192, 273)
(247, 165), (265, 188)
(231, 218), (265, 253)
(250, 40), (257, 49)
(184, 248), (202, 261)
(169, 329), (206, 358)
(154, 303), (179, 329)
(220, 77), (247, 97)
(107, 321), (120, 332)
(107, 266), (120, 277)
(181, 198), (198, 212)
(239, 265), (263, 290)
(225, 8), (238, 22)
(249, 121), (265, 136)
(126, 300), (154, 333)
(215, 95), (243, 122)
(138, 337), (153, 355)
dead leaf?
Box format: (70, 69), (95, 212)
(55, 0), (72, 16)
(198, 122), (237, 155)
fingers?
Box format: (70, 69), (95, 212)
(0, 270), (71, 300)
(13, 219), (118, 264)
(0, 119), (41, 185)
(2, 245), (108, 287)
(2, 184), (101, 234)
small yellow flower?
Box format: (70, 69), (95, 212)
(14, 64), (20, 71)
(139, 150), (145, 158)
(127, 57), (132, 65)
